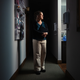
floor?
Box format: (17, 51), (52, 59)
(58, 63), (66, 73)
(14, 53), (69, 80)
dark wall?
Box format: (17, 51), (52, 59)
(49, 0), (58, 58)
(66, 0), (80, 79)
(28, 0), (51, 56)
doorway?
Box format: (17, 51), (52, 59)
(61, 0), (67, 63)
(58, 0), (67, 73)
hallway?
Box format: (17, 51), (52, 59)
(0, 0), (80, 80)
(14, 54), (69, 80)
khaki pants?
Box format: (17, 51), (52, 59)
(32, 39), (47, 71)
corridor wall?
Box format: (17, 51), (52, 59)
(0, 0), (28, 80)
(49, 0), (58, 60)
(50, 0), (66, 61)
(50, 0), (62, 61)
(66, 0), (80, 80)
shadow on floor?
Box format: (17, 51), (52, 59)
(19, 69), (34, 74)
(46, 53), (57, 64)
(14, 53), (70, 80)
(27, 52), (57, 64)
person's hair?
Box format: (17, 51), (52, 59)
(34, 11), (43, 20)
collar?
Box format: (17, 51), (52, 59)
(36, 21), (45, 27)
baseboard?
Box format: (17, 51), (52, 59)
(10, 58), (26, 80)
(57, 60), (62, 64)
(65, 70), (75, 80)
(53, 55), (62, 64)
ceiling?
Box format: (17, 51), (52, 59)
(30, 0), (49, 2)
(29, 0), (50, 4)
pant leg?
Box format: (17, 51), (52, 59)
(32, 39), (41, 71)
(41, 40), (47, 70)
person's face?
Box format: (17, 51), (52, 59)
(38, 12), (44, 20)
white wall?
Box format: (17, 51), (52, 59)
(20, 0), (29, 64)
(20, 14), (26, 64)
(67, 0), (80, 80)
(0, 0), (28, 80)
(58, 0), (61, 60)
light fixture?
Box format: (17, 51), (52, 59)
(26, 7), (30, 11)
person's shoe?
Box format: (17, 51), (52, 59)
(35, 71), (41, 75)
(41, 69), (46, 72)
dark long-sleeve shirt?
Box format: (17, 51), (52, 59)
(32, 21), (48, 40)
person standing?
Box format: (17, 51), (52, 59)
(32, 11), (48, 75)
